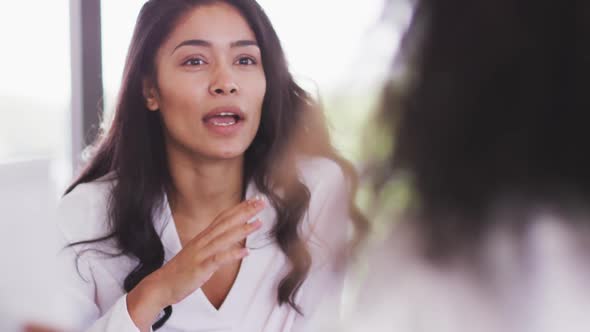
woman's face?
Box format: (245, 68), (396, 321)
(146, 2), (266, 162)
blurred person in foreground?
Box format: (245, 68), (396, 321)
(346, 0), (590, 331)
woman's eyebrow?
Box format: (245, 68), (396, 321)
(172, 39), (211, 54)
(230, 40), (259, 48)
(172, 39), (259, 54)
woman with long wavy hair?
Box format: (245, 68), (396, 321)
(56, 1), (365, 331)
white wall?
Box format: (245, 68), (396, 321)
(0, 159), (62, 328)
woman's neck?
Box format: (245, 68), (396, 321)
(166, 149), (244, 229)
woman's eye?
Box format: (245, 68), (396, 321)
(184, 58), (206, 66)
(236, 57), (256, 65)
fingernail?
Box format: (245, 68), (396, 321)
(249, 219), (262, 228)
(250, 195), (265, 208)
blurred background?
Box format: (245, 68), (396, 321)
(0, 0), (411, 327)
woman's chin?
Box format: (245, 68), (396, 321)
(200, 146), (248, 161)
(217, 150), (246, 160)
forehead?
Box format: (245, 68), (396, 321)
(163, 2), (257, 50)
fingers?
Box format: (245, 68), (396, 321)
(206, 219), (263, 254)
(201, 245), (250, 274)
(153, 200), (264, 306)
(217, 195), (266, 226)
(198, 196), (266, 246)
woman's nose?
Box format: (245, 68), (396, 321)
(209, 65), (239, 96)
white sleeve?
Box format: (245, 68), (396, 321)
(56, 190), (142, 332)
(292, 159), (352, 331)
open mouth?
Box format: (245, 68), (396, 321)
(202, 109), (245, 127)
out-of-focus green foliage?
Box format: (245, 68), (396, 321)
(323, 86), (413, 236)
(322, 82), (417, 315)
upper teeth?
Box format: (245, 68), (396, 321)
(219, 112), (236, 117)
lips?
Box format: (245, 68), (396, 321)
(202, 106), (246, 136)
(202, 107), (245, 127)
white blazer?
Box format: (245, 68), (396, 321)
(56, 157), (351, 332)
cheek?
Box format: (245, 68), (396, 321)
(251, 82), (266, 127)
(251, 75), (267, 110)
(156, 62), (207, 110)
(259, 80), (267, 104)
(160, 78), (202, 109)
(157, 82), (207, 140)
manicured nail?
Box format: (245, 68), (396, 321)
(250, 195), (265, 208)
